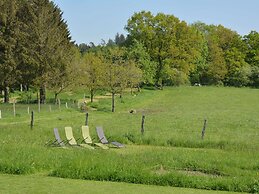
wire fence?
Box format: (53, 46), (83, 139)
(0, 101), (86, 119)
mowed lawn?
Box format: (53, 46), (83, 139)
(0, 174), (245, 194)
(0, 86), (258, 193)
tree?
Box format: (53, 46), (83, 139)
(20, 0), (73, 103)
(48, 46), (80, 102)
(0, 0), (20, 102)
(79, 52), (105, 103)
(224, 48), (250, 86)
(126, 11), (203, 88)
(206, 41), (227, 85)
(115, 33), (126, 46)
(244, 31), (259, 66)
(102, 46), (141, 112)
(106, 39), (115, 47)
(127, 40), (156, 85)
(192, 22), (248, 86)
(243, 31), (259, 87)
(78, 43), (90, 54)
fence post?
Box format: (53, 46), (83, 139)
(201, 119), (207, 140)
(38, 99), (40, 113)
(0, 110), (2, 119)
(49, 105), (52, 112)
(65, 102), (68, 109)
(27, 106), (30, 115)
(58, 99), (61, 111)
(31, 111), (34, 129)
(141, 114), (145, 135)
(13, 102), (16, 117)
(85, 112), (89, 126)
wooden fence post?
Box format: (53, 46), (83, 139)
(65, 102), (68, 109)
(38, 99), (40, 113)
(13, 102), (16, 117)
(27, 106), (30, 115)
(141, 114), (145, 135)
(0, 110), (2, 119)
(31, 111), (34, 129)
(201, 119), (207, 140)
(85, 112), (89, 126)
(58, 99), (61, 111)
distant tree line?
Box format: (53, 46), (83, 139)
(78, 11), (259, 89)
(1, 2), (259, 111)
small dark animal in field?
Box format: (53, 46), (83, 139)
(129, 109), (136, 114)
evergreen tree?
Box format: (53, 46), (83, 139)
(115, 33), (126, 46)
(0, 0), (20, 102)
(19, 0), (73, 103)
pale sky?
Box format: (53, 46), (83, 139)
(52, 0), (259, 45)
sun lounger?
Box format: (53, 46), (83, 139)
(65, 126), (94, 149)
(46, 128), (66, 147)
(96, 126), (124, 148)
(53, 128), (66, 147)
(81, 126), (109, 150)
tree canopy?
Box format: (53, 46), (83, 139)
(1, 6), (259, 108)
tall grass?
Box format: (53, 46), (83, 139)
(0, 86), (258, 193)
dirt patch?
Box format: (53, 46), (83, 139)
(153, 165), (170, 175)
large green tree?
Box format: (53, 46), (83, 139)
(192, 22), (248, 86)
(0, 0), (20, 102)
(126, 11), (204, 88)
(19, 0), (73, 103)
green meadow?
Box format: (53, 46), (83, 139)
(0, 86), (258, 193)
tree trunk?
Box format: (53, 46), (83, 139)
(155, 48), (163, 89)
(4, 86), (9, 103)
(111, 92), (115, 112)
(40, 86), (46, 104)
(54, 93), (58, 104)
(90, 89), (94, 103)
(137, 85), (141, 92)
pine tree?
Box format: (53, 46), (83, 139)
(18, 0), (73, 103)
(0, 0), (20, 102)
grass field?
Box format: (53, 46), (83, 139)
(0, 174), (245, 194)
(0, 86), (258, 193)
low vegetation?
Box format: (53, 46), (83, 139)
(0, 174), (244, 194)
(0, 87), (258, 193)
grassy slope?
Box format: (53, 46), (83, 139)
(0, 86), (258, 193)
(0, 174), (244, 194)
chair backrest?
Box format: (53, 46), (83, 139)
(82, 126), (92, 144)
(54, 128), (65, 146)
(96, 126), (108, 144)
(65, 127), (77, 145)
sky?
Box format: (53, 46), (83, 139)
(52, 0), (259, 45)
